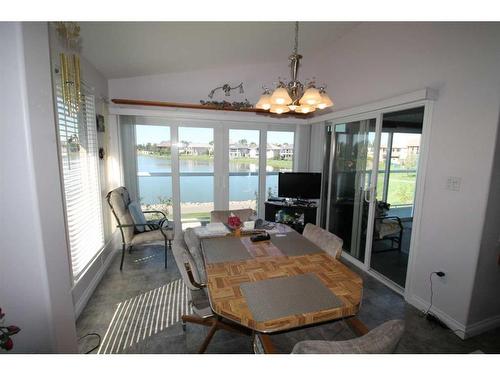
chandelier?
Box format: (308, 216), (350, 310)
(255, 22), (334, 115)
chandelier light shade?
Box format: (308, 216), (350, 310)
(317, 89), (334, 109)
(256, 21), (334, 115)
(299, 86), (322, 106)
(270, 104), (291, 114)
(294, 104), (316, 114)
(255, 91), (272, 110)
(270, 86), (293, 105)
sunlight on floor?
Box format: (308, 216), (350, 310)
(97, 279), (193, 354)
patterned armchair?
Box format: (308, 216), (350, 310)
(106, 186), (174, 270)
(302, 223), (343, 259)
(291, 320), (405, 354)
(172, 228), (250, 353)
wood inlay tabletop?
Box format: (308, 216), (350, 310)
(201, 232), (363, 333)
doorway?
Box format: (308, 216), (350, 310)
(325, 105), (426, 291)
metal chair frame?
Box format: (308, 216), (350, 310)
(106, 190), (172, 270)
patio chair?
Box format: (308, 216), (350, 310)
(302, 223), (343, 259)
(210, 208), (256, 224)
(373, 201), (404, 252)
(106, 186), (174, 270)
(172, 228), (251, 353)
(290, 320), (405, 354)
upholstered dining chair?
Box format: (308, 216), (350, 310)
(172, 228), (251, 353)
(106, 186), (174, 270)
(290, 319), (405, 354)
(210, 208), (256, 224)
(302, 223), (343, 260)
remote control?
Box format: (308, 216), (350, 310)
(250, 233), (271, 242)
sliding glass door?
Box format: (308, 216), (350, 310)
(368, 107), (424, 288)
(325, 105), (426, 291)
(326, 118), (378, 263)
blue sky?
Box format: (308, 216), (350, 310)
(136, 125), (294, 145)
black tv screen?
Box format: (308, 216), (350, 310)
(278, 172), (322, 199)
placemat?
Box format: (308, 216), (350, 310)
(240, 273), (343, 322)
(240, 236), (285, 258)
(201, 237), (253, 264)
(270, 231), (324, 256)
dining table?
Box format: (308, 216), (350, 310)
(197, 223), (366, 353)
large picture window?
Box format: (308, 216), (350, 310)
(122, 119), (296, 228)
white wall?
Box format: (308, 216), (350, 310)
(109, 60), (316, 105)
(0, 22), (77, 353)
(467, 120), (500, 328)
(307, 22), (500, 332)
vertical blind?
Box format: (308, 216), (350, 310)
(56, 84), (104, 281)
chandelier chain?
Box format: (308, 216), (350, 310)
(293, 21), (299, 55)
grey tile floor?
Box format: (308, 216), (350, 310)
(76, 244), (500, 354)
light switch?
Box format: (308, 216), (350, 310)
(446, 176), (462, 192)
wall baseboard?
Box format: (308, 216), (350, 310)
(407, 294), (467, 339)
(73, 231), (119, 319)
(464, 314), (500, 338)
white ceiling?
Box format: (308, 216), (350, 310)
(78, 22), (360, 79)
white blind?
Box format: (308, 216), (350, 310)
(56, 84), (104, 281)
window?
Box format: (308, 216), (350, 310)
(179, 127), (214, 228)
(386, 133), (421, 206)
(123, 120), (296, 228)
(229, 129), (260, 211)
(135, 125), (173, 220)
(56, 86), (104, 281)
(265, 131), (294, 199)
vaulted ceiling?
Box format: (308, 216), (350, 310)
(78, 22), (360, 79)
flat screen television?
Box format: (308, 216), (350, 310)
(278, 172), (322, 199)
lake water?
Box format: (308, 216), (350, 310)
(137, 154), (286, 204)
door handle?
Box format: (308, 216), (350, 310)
(364, 186), (375, 203)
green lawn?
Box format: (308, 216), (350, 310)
(377, 172), (417, 206)
(182, 212), (210, 220)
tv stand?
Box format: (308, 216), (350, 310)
(293, 198), (313, 206)
(264, 200), (317, 234)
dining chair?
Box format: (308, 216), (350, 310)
(106, 186), (174, 270)
(210, 208), (256, 224)
(172, 228), (251, 353)
(290, 320), (405, 354)
(302, 223), (343, 259)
